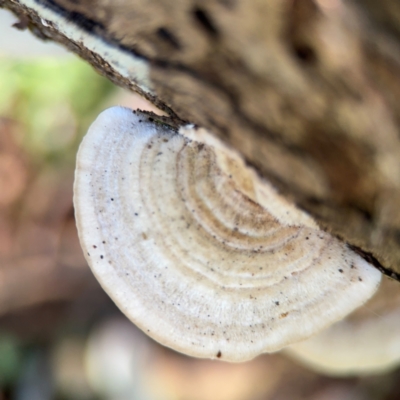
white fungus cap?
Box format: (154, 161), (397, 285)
(73, 106), (381, 362)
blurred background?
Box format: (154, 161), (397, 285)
(1, 7), (400, 400)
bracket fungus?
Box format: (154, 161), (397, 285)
(73, 106), (381, 362)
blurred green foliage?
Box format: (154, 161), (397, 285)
(0, 335), (22, 387)
(0, 57), (115, 162)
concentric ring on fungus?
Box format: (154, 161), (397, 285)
(73, 106), (381, 362)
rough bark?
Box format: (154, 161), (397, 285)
(2, 0), (400, 277)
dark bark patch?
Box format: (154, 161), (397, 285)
(192, 7), (219, 37)
(292, 43), (316, 63)
(156, 27), (181, 50)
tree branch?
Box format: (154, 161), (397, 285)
(2, 0), (400, 276)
